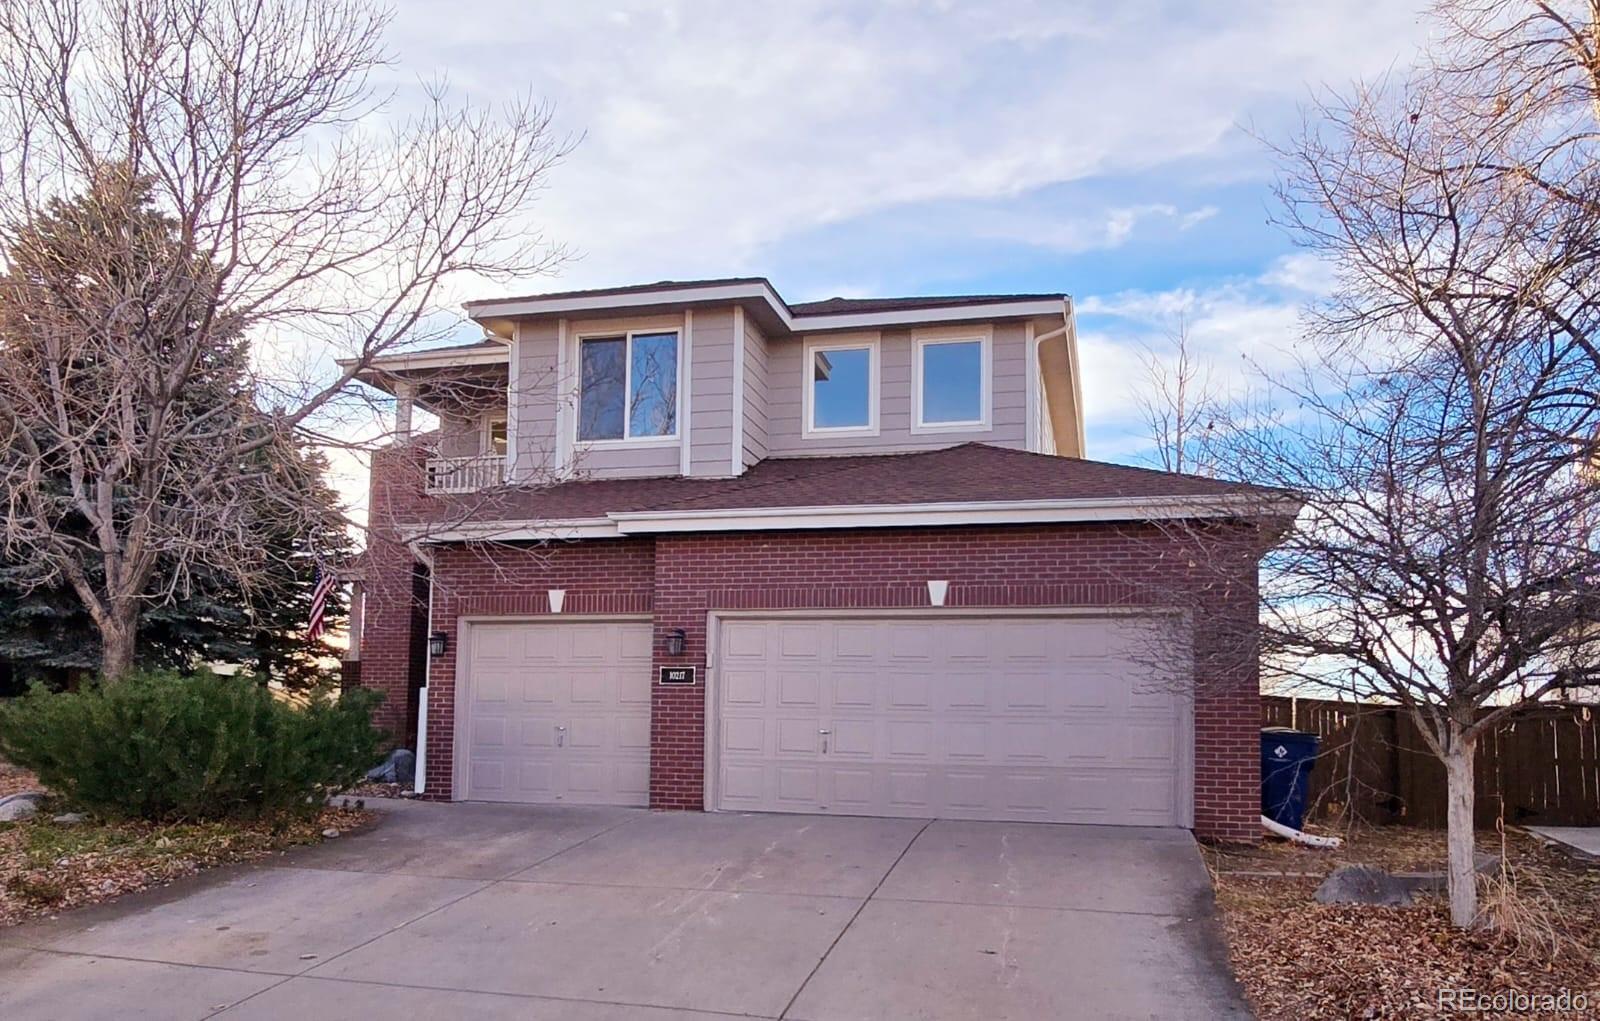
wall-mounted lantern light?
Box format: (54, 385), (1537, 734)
(665, 628), (687, 656)
(428, 631), (448, 658)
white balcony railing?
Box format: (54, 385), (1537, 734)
(425, 455), (506, 494)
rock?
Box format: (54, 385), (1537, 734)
(0, 791), (45, 822)
(1392, 852), (1502, 892)
(1314, 865), (1416, 907)
(321, 828), (340, 839)
(52, 812), (87, 825)
(364, 748), (416, 785)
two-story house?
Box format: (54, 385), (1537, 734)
(344, 278), (1289, 843)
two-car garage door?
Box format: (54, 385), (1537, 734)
(712, 615), (1190, 827)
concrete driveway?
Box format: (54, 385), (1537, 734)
(0, 800), (1247, 1020)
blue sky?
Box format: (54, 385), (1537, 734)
(366, 0), (1430, 468)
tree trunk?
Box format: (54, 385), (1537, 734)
(99, 620), (137, 683)
(1444, 734), (1478, 927)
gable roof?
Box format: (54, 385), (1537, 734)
(406, 443), (1295, 541)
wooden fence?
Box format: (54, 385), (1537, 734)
(1262, 695), (1600, 827)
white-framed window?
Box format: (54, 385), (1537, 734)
(576, 329), (680, 443)
(913, 326), (991, 432)
(802, 333), (879, 437)
(482, 413), (508, 455)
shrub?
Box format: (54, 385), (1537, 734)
(0, 669), (382, 822)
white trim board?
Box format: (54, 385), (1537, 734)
(464, 280), (1066, 335)
(399, 492), (1299, 543)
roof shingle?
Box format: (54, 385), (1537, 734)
(417, 443), (1279, 525)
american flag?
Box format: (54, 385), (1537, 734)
(307, 559), (337, 643)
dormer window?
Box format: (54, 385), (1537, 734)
(578, 330), (679, 442)
(803, 334), (879, 437)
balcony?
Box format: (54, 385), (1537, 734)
(425, 454), (506, 494)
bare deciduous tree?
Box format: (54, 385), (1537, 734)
(1209, 0), (1600, 928)
(1132, 314), (1219, 476)
(0, 0), (570, 679)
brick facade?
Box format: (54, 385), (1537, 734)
(359, 509), (1268, 843)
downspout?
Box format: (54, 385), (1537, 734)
(406, 540), (437, 796)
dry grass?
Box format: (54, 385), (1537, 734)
(1206, 826), (1600, 1019)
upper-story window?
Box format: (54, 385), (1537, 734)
(803, 334), (879, 437)
(578, 330), (679, 442)
(913, 327), (991, 432)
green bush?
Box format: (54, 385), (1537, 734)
(0, 669), (382, 822)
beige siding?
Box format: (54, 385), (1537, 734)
(742, 314), (769, 466)
(512, 319), (561, 478)
(689, 307), (736, 476)
(766, 321), (1030, 456)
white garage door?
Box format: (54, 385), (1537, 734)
(460, 620), (652, 806)
(714, 615), (1189, 826)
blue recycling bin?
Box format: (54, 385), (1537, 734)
(1260, 728), (1319, 830)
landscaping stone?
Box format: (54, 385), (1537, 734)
(0, 791), (45, 822)
(52, 812), (88, 825)
(364, 748), (415, 785)
(322, 828), (340, 839)
(1314, 865), (1417, 906)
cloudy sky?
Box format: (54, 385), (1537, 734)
(370, 0), (1430, 464)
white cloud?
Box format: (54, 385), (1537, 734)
(1077, 269), (1316, 460)
(381, 0), (1427, 294)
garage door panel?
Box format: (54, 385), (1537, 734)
(887, 673), (932, 709)
(461, 620), (651, 806)
(776, 766), (820, 804)
(776, 718), (822, 755)
(945, 721), (992, 761)
(829, 671), (877, 708)
(886, 623), (935, 661)
(777, 670), (821, 707)
(721, 717), (766, 754)
(715, 615), (1189, 826)
(999, 672), (1050, 711)
(723, 669), (767, 706)
(829, 768), (875, 809)
(724, 621), (769, 659)
(832, 624), (876, 659)
(830, 718), (877, 757)
(935, 671), (989, 710)
(778, 623), (821, 658)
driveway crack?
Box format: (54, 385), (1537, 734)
(776, 816), (935, 1021)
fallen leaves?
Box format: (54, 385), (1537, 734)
(1207, 828), (1600, 1020)
(0, 805), (373, 928)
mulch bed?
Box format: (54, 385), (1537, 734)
(1206, 826), (1600, 1019)
(0, 764), (375, 928)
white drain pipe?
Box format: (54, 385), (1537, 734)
(1262, 815), (1343, 848)
(407, 541), (436, 796)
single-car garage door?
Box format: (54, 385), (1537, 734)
(459, 619), (652, 806)
(713, 614), (1189, 826)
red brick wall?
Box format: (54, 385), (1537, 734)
(360, 512), (1267, 842)
(649, 524), (1264, 843)
(357, 444), (427, 745)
